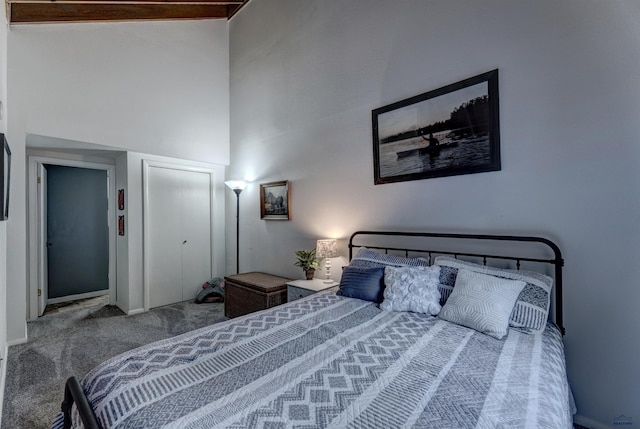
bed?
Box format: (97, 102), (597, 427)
(52, 231), (573, 429)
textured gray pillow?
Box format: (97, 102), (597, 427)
(434, 256), (553, 334)
(439, 268), (526, 339)
(380, 266), (441, 315)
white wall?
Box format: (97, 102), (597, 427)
(0, 2), (9, 415)
(0, 7), (8, 423)
(0, 2), (6, 135)
(7, 19), (230, 342)
(229, 1), (640, 427)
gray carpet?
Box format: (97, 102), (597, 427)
(1, 299), (226, 429)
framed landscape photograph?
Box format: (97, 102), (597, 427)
(372, 69), (500, 185)
(260, 180), (290, 220)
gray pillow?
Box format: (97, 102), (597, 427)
(434, 256), (553, 334)
(439, 269), (526, 339)
(349, 247), (430, 269)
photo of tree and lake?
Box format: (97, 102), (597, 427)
(372, 70), (500, 184)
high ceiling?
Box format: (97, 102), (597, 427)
(5, 0), (250, 24)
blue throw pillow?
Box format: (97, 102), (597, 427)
(337, 266), (386, 303)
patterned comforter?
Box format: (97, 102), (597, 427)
(52, 292), (573, 428)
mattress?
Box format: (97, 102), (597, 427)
(51, 292), (573, 428)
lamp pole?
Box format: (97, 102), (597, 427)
(233, 188), (242, 274)
(225, 180), (248, 274)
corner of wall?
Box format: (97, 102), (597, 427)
(115, 152), (130, 313)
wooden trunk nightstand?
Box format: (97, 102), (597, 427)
(287, 278), (339, 302)
(224, 272), (291, 318)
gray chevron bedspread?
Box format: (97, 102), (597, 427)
(51, 292), (573, 428)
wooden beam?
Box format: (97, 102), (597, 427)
(12, 0), (244, 4)
(227, 2), (242, 18)
(10, 3), (230, 22)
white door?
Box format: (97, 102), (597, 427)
(180, 170), (212, 300)
(147, 166), (212, 308)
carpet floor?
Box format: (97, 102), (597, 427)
(1, 298), (226, 429)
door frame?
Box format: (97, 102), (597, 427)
(142, 160), (218, 312)
(27, 156), (117, 320)
(37, 163), (48, 316)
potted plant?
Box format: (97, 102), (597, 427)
(294, 248), (319, 280)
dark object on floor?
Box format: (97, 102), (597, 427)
(195, 277), (225, 303)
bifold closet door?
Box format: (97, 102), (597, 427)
(180, 170), (212, 300)
(147, 166), (212, 309)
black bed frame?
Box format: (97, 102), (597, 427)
(62, 230), (564, 429)
(348, 231), (564, 334)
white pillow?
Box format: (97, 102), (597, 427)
(380, 266), (441, 315)
(439, 268), (526, 339)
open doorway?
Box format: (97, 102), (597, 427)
(44, 165), (109, 307)
(28, 157), (116, 319)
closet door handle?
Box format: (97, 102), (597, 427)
(183, 240), (187, 244)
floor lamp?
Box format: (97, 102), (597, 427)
(225, 180), (248, 274)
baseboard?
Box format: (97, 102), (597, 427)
(0, 344), (8, 428)
(574, 414), (613, 429)
(47, 290), (109, 305)
(127, 308), (145, 316)
(6, 338), (28, 347)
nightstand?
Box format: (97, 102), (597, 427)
(287, 278), (339, 302)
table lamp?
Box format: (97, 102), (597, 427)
(316, 239), (338, 283)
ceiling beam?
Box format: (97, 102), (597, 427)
(12, 0), (243, 2)
(7, 0), (249, 23)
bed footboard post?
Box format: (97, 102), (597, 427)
(62, 376), (102, 429)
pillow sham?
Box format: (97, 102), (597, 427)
(349, 247), (430, 269)
(380, 266), (442, 315)
(439, 268), (526, 339)
(434, 255), (553, 334)
(337, 266), (386, 303)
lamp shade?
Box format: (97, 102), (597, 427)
(224, 179), (248, 191)
(316, 239), (338, 259)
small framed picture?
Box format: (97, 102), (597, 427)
(260, 180), (290, 220)
(118, 189), (125, 211)
(118, 215), (125, 236)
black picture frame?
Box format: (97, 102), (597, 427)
(372, 69), (500, 185)
(0, 133), (11, 221)
(260, 180), (290, 220)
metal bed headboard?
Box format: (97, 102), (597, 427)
(348, 231), (565, 335)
